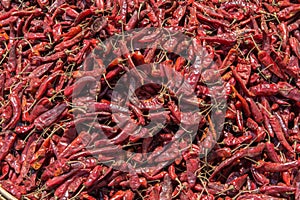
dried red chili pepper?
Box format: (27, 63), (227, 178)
(210, 143), (265, 180)
(3, 93), (21, 130)
(256, 160), (300, 172)
(34, 102), (67, 130)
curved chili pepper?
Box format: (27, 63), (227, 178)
(45, 169), (80, 190)
(59, 131), (91, 158)
(1, 104), (12, 125)
(231, 85), (251, 117)
(35, 70), (62, 100)
(30, 138), (51, 170)
(84, 165), (111, 188)
(265, 142), (281, 163)
(269, 115), (294, 153)
(230, 66), (255, 97)
(14, 124), (35, 135)
(111, 122), (138, 145)
(64, 76), (97, 97)
(73, 8), (95, 26)
(33, 102), (67, 130)
(0, 131), (16, 162)
(17, 138), (37, 184)
(223, 134), (252, 146)
(210, 143), (265, 180)
(41, 158), (70, 181)
(277, 81), (300, 102)
(251, 167), (269, 186)
(3, 93), (21, 130)
(28, 62), (54, 79)
(54, 174), (76, 198)
(246, 97), (263, 124)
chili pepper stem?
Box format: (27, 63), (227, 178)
(244, 157), (260, 165)
(135, 189), (145, 200)
(69, 185), (85, 200)
(232, 189), (259, 200)
(249, 34), (261, 52)
(103, 74), (113, 89)
(24, 126), (36, 142)
(67, 160), (87, 168)
(216, 185), (235, 196)
(198, 178), (210, 196)
(25, 99), (37, 113)
(0, 186), (18, 200)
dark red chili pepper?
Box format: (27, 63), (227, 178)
(260, 185), (296, 195)
(277, 5), (300, 20)
(269, 115), (294, 153)
(59, 131), (91, 158)
(1, 104), (12, 125)
(41, 158), (70, 181)
(3, 93), (21, 130)
(236, 110), (244, 131)
(31, 51), (66, 64)
(84, 166), (112, 188)
(167, 101), (181, 124)
(256, 160), (300, 172)
(197, 13), (230, 28)
(73, 9), (95, 25)
(35, 70), (62, 100)
(14, 124), (35, 135)
(246, 97), (263, 124)
(5, 153), (21, 174)
(231, 66), (254, 97)
(250, 84), (278, 96)
(17, 138), (38, 184)
(0, 163), (10, 180)
(210, 143), (265, 180)
(54, 174), (76, 198)
(45, 169), (80, 190)
(67, 176), (85, 196)
(111, 122), (138, 145)
(265, 142), (281, 163)
(223, 134), (252, 146)
(237, 193), (287, 199)
(251, 167), (269, 186)
(277, 81), (300, 102)
(159, 174), (173, 200)
(28, 97), (53, 123)
(56, 31), (88, 52)
(30, 138), (50, 170)
(0, 180), (26, 199)
(0, 73), (5, 100)
(28, 62), (54, 79)
(64, 76), (97, 98)
(34, 102), (67, 130)
(231, 85), (251, 117)
(0, 131), (16, 162)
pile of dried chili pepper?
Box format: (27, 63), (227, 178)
(0, 0), (300, 199)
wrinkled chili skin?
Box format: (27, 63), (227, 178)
(3, 93), (21, 130)
(0, 0), (299, 199)
(34, 102), (68, 130)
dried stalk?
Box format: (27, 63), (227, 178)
(0, 186), (18, 200)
